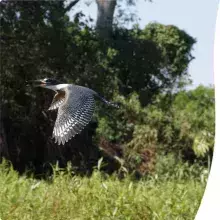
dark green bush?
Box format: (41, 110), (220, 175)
(0, 1), (212, 177)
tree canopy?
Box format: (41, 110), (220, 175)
(0, 0), (213, 176)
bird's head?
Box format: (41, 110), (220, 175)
(27, 78), (64, 90)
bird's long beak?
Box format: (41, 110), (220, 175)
(26, 79), (46, 87)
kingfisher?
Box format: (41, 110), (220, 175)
(28, 78), (119, 145)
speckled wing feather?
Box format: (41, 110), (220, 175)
(52, 85), (96, 145)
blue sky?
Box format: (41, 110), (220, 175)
(69, 0), (219, 88)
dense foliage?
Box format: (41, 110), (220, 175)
(0, 0), (214, 178)
(97, 85), (214, 176)
(0, 1), (214, 218)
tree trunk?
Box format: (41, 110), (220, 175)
(96, 0), (117, 38)
(0, 108), (9, 161)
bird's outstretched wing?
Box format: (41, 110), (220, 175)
(52, 86), (96, 145)
(48, 90), (66, 111)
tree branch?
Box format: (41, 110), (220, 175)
(64, 0), (81, 13)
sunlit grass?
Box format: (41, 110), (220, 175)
(0, 161), (206, 220)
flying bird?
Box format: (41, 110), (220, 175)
(28, 78), (119, 145)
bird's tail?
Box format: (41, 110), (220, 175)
(96, 94), (119, 108)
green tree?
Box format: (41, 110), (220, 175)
(97, 86), (214, 175)
(109, 23), (196, 105)
(173, 85), (215, 158)
(0, 0), (200, 176)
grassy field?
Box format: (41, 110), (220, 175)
(0, 162), (206, 220)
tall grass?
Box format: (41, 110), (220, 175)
(0, 160), (206, 220)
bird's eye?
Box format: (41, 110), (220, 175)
(45, 78), (52, 83)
